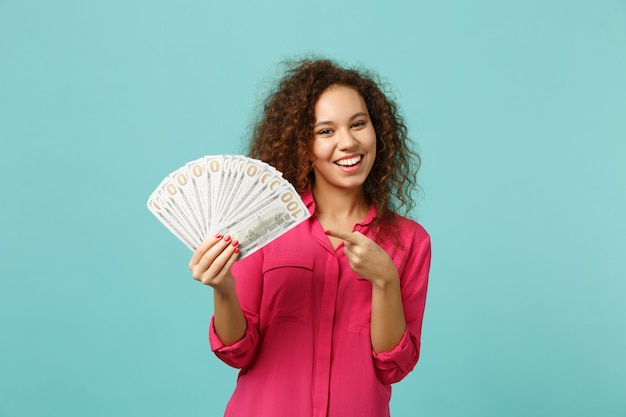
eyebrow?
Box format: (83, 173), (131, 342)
(313, 112), (369, 128)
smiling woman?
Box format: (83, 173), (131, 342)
(187, 58), (431, 417)
(249, 59), (421, 237)
(311, 85), (377, 199)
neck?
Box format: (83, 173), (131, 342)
(312, 184), (369, 220)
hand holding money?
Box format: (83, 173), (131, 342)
(189, 233), (240, 292)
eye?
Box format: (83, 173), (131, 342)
(352, 120), (367, 128)
(317, 128), (333, 135)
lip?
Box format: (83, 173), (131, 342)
(333, 154), (364, 174)
(333, 154), (363, 166)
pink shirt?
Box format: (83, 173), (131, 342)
(209, 190), (431, 417)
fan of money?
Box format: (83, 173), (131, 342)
(147, 155), (311, 259)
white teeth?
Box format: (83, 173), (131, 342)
(335, 156), (362, 166)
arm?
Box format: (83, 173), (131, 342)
(189, 233), (246, 346)
(370, 269), (406, 354)
(372, 233), (431, 384)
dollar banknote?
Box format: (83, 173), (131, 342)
(147, 155), (311, 259)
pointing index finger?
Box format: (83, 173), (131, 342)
(324, 229), (358, 243)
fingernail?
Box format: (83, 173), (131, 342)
(215, 233), (223, 239)
(234, 247), (240, 254)
(224, 235), (231, 242)
(324, 230), (331, 235)
(232, 240), (239, 247)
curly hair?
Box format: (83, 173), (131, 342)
(248, 58), (421, 237)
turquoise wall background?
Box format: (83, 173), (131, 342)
(1, 0), (625, 416)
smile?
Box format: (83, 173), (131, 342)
(334, 155), (362, 167)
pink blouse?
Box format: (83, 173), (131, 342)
(209, 190), (431, 417)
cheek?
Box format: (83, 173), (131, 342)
(367, 128), (377, 151)
(310, 140), (332, 160)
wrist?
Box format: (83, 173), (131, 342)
(371, 272), (400, 291)
(212, 275), (237, 298)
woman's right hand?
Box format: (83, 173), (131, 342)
(189, 233), (240, 294)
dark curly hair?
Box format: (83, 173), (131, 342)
(248, 58), (421, 237)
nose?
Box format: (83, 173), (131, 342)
(337, 128), (358, 150)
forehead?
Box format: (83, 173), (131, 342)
(314, 85), (368, 119)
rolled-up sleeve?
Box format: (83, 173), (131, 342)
(372, 330), (419, 384)
(209, 316), (260, 369)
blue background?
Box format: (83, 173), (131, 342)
(1, 0), (625, 416)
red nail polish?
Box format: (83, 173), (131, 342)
(234, 247), (240, 254)
(215, 233), (223, 239)
(232, 240), (239, 247)
(224, 235), (231, 242)
(324, 230), (331, 235)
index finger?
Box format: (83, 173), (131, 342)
(324, 229), (361, 243)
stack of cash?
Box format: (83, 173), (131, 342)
(147, 155), (310, 259)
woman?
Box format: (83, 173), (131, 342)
(189, 58), (431, 417)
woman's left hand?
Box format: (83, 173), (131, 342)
(325, 230), (398, 287)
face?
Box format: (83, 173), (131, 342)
(310, 85), (376, 194)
